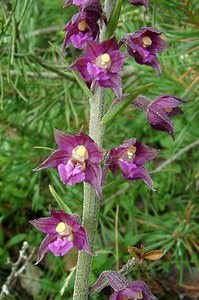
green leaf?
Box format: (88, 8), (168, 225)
(71, 70), (93, 99)
(49, 185), (72, 214)
(106, 0), (123, 38)
(101, 83), (153, 126)
(6, 234), (27, 248)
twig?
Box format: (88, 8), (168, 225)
(155, 139), (199, 171)
(0, 241), (35, 299)
(24, 26), (61, 38)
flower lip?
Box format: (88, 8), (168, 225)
(72, 145), (88, 162)
(78, 20), (87, 31)
(96, 53), (111, 69)
(142, 36), (152, 47)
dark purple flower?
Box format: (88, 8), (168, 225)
(69, 37), (129, 96)
(129, 0), (148, 8)
(110, 281), (157, 300)
(90, 271), (157, 300)
(120, 27), (167, 74)
(34, 129), (106, 197)
(108, 138), (158, 189)
(30, 208), (92, 264)
(63, 0), (102, 49)
(133, 95), (186, 139)
(63, 13), (99, 49)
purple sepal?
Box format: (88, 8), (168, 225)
(147, 101), (175, 139)
(129, 0), (148, 8)
(30, 208), (93, 264)
(33, 149), (69, 171)
(35, 234), (58, 265)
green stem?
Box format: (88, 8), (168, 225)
(72, 2), (116, 299)
(72, 89), (105, 300)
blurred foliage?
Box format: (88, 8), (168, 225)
(0, 0), (199, 299)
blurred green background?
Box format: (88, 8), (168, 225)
(0, 0), (199, 299)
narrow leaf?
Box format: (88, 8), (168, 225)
(49, 185), (72, 214)
(102, 83), (153, 126)
(106, 0), (123, 39)
(71, 70), (93, 99)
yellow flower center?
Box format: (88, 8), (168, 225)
(72, 145), (88, 162)
(96, 53), (111, 69)
(56, 222), (66, 234)
(164, 107), (173, 113)
(143, 36), (152, 47)
(76, 145), (87, 156)
(127, 146), (137, 159)
(135, 292), (143, 299)
(101, 53), (111, 63)
(78, 20), (87, 31)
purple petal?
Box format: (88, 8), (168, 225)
(115, 281), (158, 300)
(109, 50), (129, 73)
(48, 236), (74, 256)
(118, 160), (154, 189)
(87, 62), (109, 81)
(98, 73), (122, 97)
(153, 95), (185, 117)
(58, 161), (85, 185)
(33, 149), (68, 171)
(133, 141), (159, 165)
(35, 234), (58, 265)
(132, 47), (161, 75)
(147, 102), (175, 139)
(87, 142), (106, 164)
(73, 226), (93, 254)
(71, 32), (93, 49)
(85, 163), (103, 198)
(29, 217), (59, 234)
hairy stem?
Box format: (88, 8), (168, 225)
(72, 1), (115, 299)
(73, 89), (105, 300)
